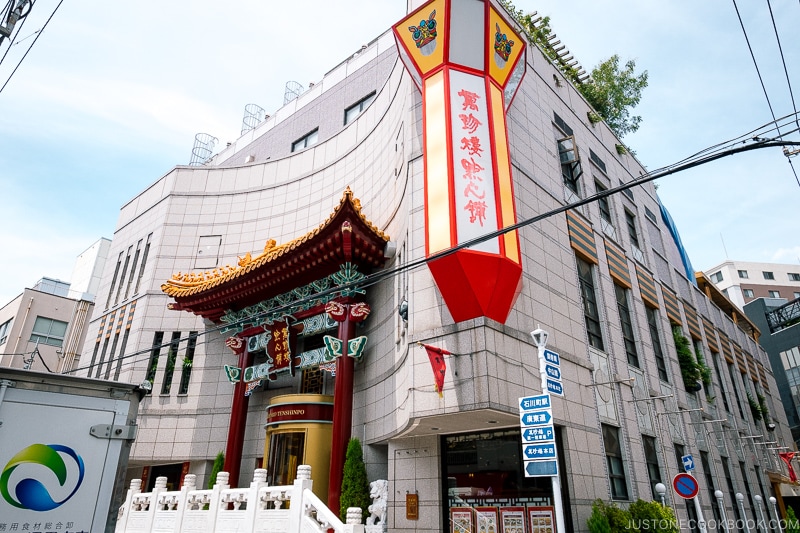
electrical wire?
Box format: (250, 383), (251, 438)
(767, 0), (800, 132)
(732, 0), (800, 186)
(0, 0), (63, 95)
(65, 120), (800, 378)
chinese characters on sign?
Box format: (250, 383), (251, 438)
(449, 70), (499, 255)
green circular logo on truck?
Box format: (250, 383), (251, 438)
(1, 444), (85, 511)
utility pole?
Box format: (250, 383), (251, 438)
(0, 0), (33, 45)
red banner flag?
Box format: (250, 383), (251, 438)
(420, 343), (452, 397)
(780, 452), (797, 482)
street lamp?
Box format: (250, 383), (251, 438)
(715, 490), (730, 533)
(655, 483), (667, 506)
(736, 493), (753, 533)
(754, 495), (767, 533)
(769, 496), (783, 533)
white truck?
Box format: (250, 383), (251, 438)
(0, 367), (141, 533)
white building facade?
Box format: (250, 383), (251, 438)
(73, 2), (795, 531)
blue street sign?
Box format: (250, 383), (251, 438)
(520, 410), (552, 426)
(672, 473), (699, 499)
(525, 460), (558, 477)
(523, 443), (557, 460)
(546, 379), (564, 396)
(545, 364), (561, 380)
(521, 426), (555, 443)
(542, 349), (560, 366)
(519, 394), (551, 412)
(682, 454), (695, 472)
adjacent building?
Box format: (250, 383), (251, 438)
(0, 238), (110, 373)
(705, 260), (800, 309)
(71, 1), (796, 531)
(743, 297), (800, 445)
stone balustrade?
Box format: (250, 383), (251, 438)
(115, 465), (366, 533)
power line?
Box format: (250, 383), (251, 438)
(65, 121), (800, 378)
(767, 0), (800, 131)
(732, 0), (800, 186)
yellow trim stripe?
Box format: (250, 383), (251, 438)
(566, 211), (597, 264)
(661, 285), (682, 325)
(683, 302), (702, 341)
(702, 317), (719, 353)
(423, 71), (452, 254)
(734, 344), (747, 373)
(719, 332), (734, 364)
(635, 264), (659, 309)
(489, 84), (519, 264)
(758, 362), (769, 389)
(604, 239), (631, 288)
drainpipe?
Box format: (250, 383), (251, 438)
(11, 296), (34, 357)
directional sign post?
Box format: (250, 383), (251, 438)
(519, 394), (551, 412)
(682, 454), (695, 472)
(521, 426), (555, 443)
(523, 443), (557, 460)
(527, 328), (565, 533)
(525, 460), (558, 477)
(520, 409), (552, 427)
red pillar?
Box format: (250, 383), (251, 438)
(223, 336), (252, 487)
(326, 300), (370, 513)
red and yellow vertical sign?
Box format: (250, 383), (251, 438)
(393, 0), (526, 323)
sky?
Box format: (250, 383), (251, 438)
(0, 0), (798, 304)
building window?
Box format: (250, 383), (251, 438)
(790, 273), (800, 282)
(700, 452), (721, 522)
(642, 436), (662, 500)
(625, 210), (640, 249)
(589, 149), (607, 174)
(161, 332), (182, 395)
(344, 92), (376, 125)
(721, 458), (743, 524)
(144, 331), (164, 391)
(625, 210), (644, 262)
(105, 252), (123, 309)
(134, 234), (152, 294)
(602, 424), (629, 500)
(558, 136), (583, 197)
(743, 289), (754, 298)
(177, 332), (198, 395)
(615, 285), (639, 367)
(646, 307), (669, 382)
(114, 246), (132, 306)
(553, 112), (573, 135)
(711, 271), (723, 283)
(595, 181), (612, 222)
(595, 181), (616, 239)
(29, 317), (68, 347)
(711, 352), (730, 413)
(763, 271), (775, 280)
(728, 362), (746, 420)
(577, 257), (604, 351)
(620, 180), (634, 201)
(738, 270), (749, 279)
(644, 206), (658, 225)
(291, 128), (319, 152)
(0, 319), (11, 345)
(769, 290), (781, 298)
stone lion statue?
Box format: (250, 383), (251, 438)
(366, 479), (388, 526)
